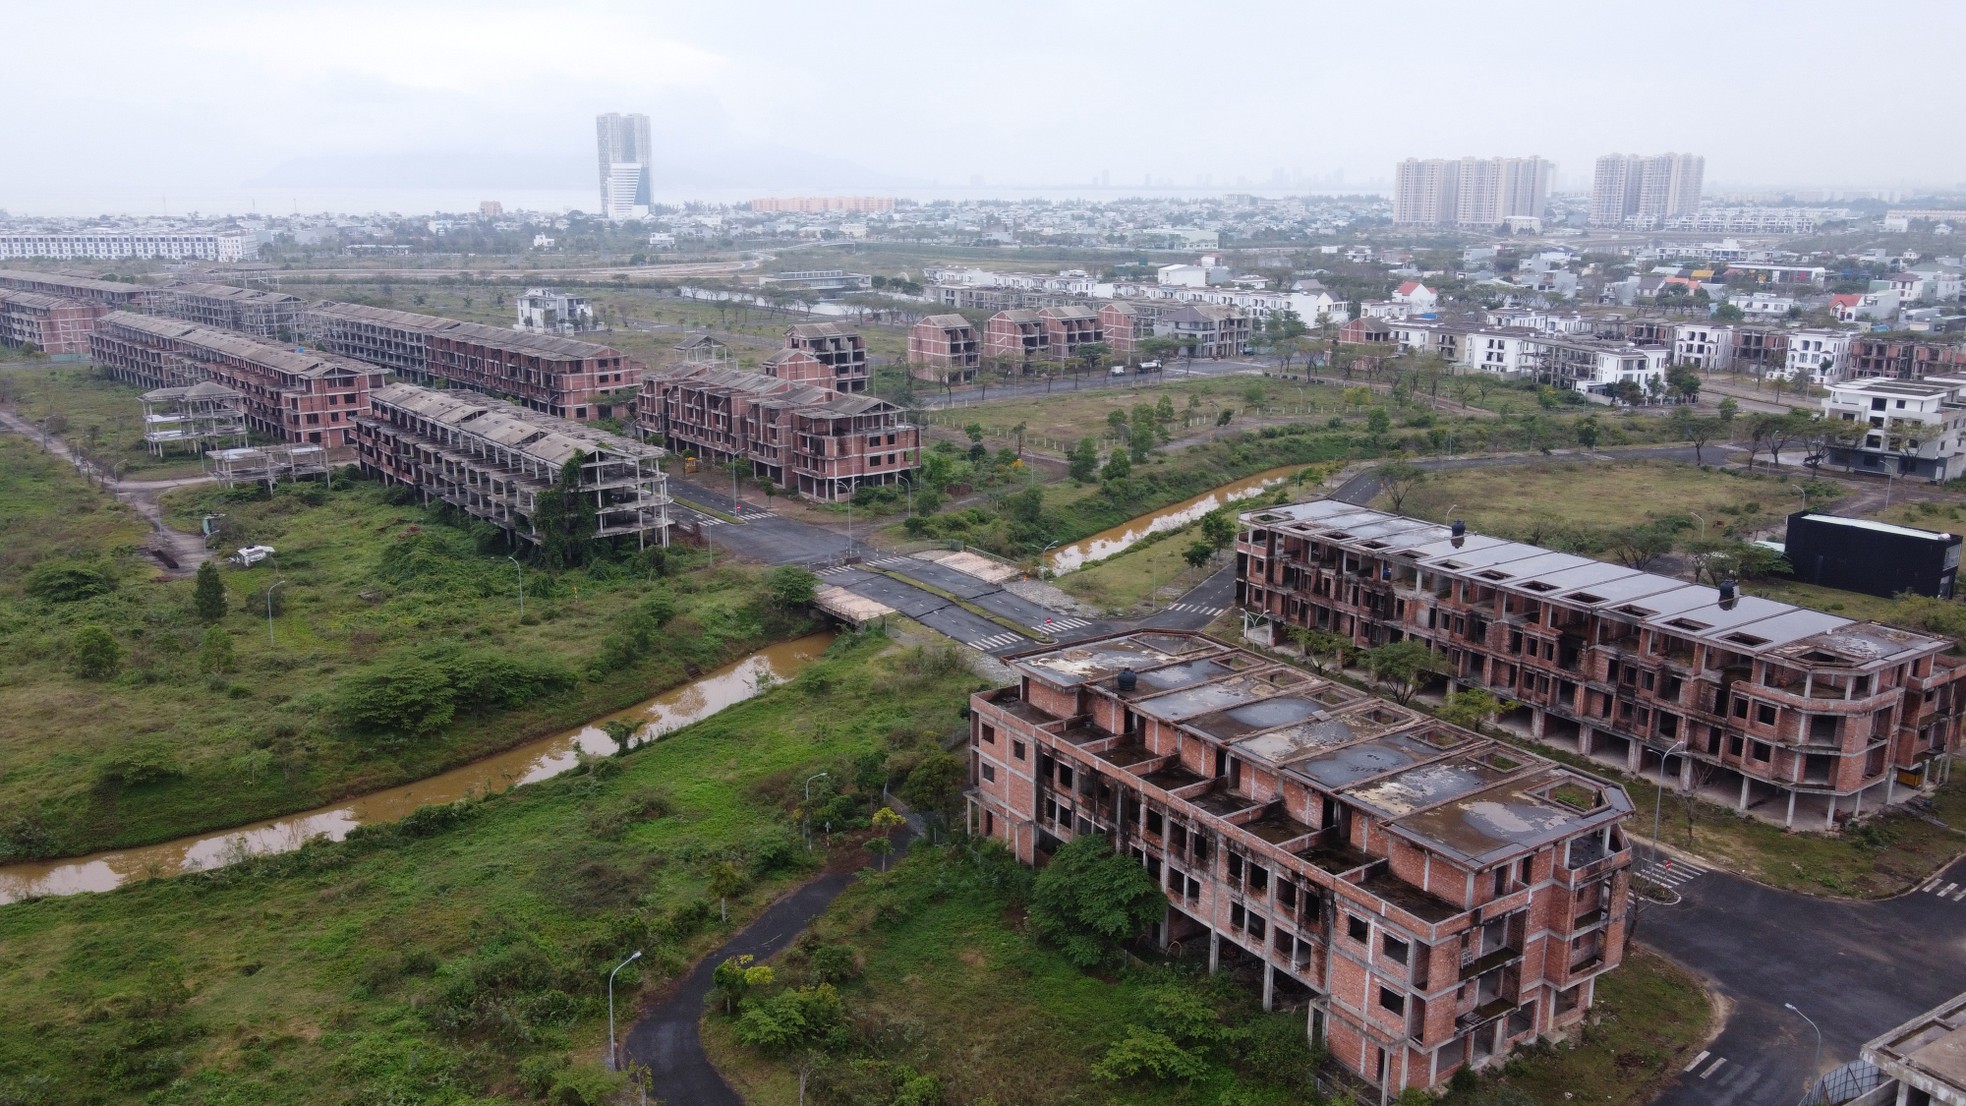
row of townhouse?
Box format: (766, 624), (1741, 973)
(1820, 375), (1966, 480)
(1235, 500), (1965, 830)
(0, 290), (107, 355)
(1850, 336), (1966, 380)
(0, 231), (257, 262)
(919, 302), (1259, 378)
(781, 322), (869, 393)
(1385, 319), (1668, 397)
(156, 283), (304, 341)
(0, 269), (161, 312)
(302, 302), (643, 422)
(636, 364), (918, 502)
(90, 312), (388, 451)
(968, 629), (1636, 1095)
(356, 382), (670, 548)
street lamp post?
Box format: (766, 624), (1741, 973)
(507, 555), (525, 615)
(266, 579), (286, 646)
(897, 476), (913, 519)
(1652, 740), (1687, 865)
(1784, 1003), (1823, 1105)
(1688, 511), (1707, 539)
(608, 950), (643, 1071)
(803, 771), (830, 852)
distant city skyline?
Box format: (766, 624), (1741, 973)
(4, 0), (1965, 218)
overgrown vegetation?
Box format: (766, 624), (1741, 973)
(0, 450), (811, 859)
(0, 633), (985, 1105)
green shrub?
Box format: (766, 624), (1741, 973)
(331, 659), (456, 737)
(27, 560), (116, 602)
(70, 624), (121, 679)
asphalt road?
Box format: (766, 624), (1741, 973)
(1643, 851), (1966, 1106)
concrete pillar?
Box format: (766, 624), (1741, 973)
(1159, 906), (1172, 950)
(1786, 789), (1798, 828)
(1738, 774), (1751, 812)
(1886, 773), (1897, 808)
(1531, 707), (1546, 740)
(1826, 793), (1838, 830)
(1209, 928), (1221, 974)
(1579, 726), (1595, 757)
(1854, 784), (1865, 820)
(1626, 740), (1644, 774)
(1679, 756), (1695, 791)
(1263, 962), (1275, 1011)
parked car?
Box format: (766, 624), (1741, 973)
(1110, 365), (1127, 376)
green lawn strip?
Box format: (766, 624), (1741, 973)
(861, 566), (1051, 643)
(0, 634), (985, 1105)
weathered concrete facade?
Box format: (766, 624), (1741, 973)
(968, 630), (1634, 1096)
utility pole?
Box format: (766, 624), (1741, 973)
(507, 555), (525, 615)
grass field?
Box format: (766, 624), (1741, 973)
(703, 842), (1713, 1106)
(3, 364), (209, 480)
(1392, 459), (1807, 543)
(0, 633), (984, 1106)
(0, 443), (815, 859)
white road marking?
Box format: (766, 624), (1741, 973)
(1683, 1051), (1711, 1073)
(1700, 1058), (1727, 1079)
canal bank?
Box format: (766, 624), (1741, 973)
(0, 632), (835, 904)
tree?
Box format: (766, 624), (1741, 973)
(733, 983), (845, 1053)
(869, 806), (905, 871)
(1290, 626), (1353, 674)
(1214, 408), (1235, 428)
(534, 450), (599, 569)
(1200, 510), (1237, 553)
(1105, 408), (1130, 441)
(1669, 408), (1724, 466)
(1716, 397), (1740, 425)
(71, 624), (121, 679)
(709, 860), (747, 923)
(197, 626), (235, 675)
(1183, 541), (1213, 570)
(1028, 834), (1165, 968)
(713, 954), (775, 1015)
(898, 752), (964, 834)
(192, 561), (227, 623)
(1365, 407), (1391, 436)
(1102, 449), (1132, 481)
(1068, 437), (1100, 483)
(1376, 459), (1427, 512)
(1575, 414), (1602, 452)
(1715, 303), (1745, 322)
(1743, 412), (1785, 470)
(1666, 366), (1702, 402)
(767, 565), (820, 608)
(1439, 689), (1507, 731)
(1360, 640), (1437, 704)
(1128, 417), (1157, 463)
(1606, 523), (1676, 570)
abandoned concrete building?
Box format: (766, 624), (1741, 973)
(0, 269), (162, 313)
(0, 290), (107, 355)
(905, 314), (981, 383)
(157, 283), (304, 340)
(782, 323), (869, 393)
(139, 381), (248, 457)
(1039, 304), (1105, 359)
(638, 364), (919, 502)
(968, 630), (1635, 1095)
(356, 382), (671, 547)
(982, 308), (1047, 365)
(1164, 304), (1255, 359)
(304, 302), (643, 421)
(91, 312), (389, 452)
(1236, 500), (1966, 828)
(1098, 301), (1158, 360)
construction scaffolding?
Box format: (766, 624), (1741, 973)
(139, 381), (248, 457)
(205, 444), (331, 489)
(357, 383), (671, 547)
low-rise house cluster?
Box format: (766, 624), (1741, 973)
(1236, 500), (1966, 829)
(356, 382), (670, 547)
(157, 282), (304, 341)
(636, 364), (918, 501)
(0, 290), (107, 356)
(968, 629), (1636, 1095)
(91, 312), (388, 451)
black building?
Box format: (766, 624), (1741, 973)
(1784, 512), (1961, 599)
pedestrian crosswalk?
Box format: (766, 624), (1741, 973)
(1164, 603), (1225, 616)
(1636, 858), (1706, 888)
(694, 515), (731, 527)
(865, 555), (912, 568)
(967, 632), (1026, 652)
(816, 565), (854, 578)
(1038, 616), (1092, 632)
(1915, 875), (1966, 902)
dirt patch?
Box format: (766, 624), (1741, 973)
(958, 947), (988, 968)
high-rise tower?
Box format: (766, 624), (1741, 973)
(595, 113), (652, 220)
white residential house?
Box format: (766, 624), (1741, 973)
(1830, 291), (1900, 324)
(1821, 376), (1966, 480)
(1735, 292), (1799, 319)
(1392, 281), (1438, 313)
(1781, 329), (1853, 385)
(1673, 323), (1735, 370)
(515, 288), (596, 335)
(1359, 300), (1412, 320)
(1464, 328), (1539, 375)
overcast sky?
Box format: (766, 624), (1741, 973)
(8, 0), (1963, 216)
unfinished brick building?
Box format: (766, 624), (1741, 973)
(982, 309), (1047, 366)
(1733, 327), (1790, 376)
(1099, 302), (1155, 360)
(1038, 304), (1105, 359)
(0, 290), (107, 355)
(638, 364), (918, 501)
(1236, 500), (1966, 828)
(905, 314), (981, 383)
(158, 282), (304, 340)
(783, 323), (869, 393)
(1850, 337), (1966, 380)
(761, 348), (832, 388)
(1165, 304), (1254, 359)
(357, 383), (670, 548)
(91, 312), (389, 451)
(0, 269), (161, 312)
(968, 630), (1635, 1095)
(304, 302), (642, 421)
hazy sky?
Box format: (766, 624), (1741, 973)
(8, 0), (1963, 215)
